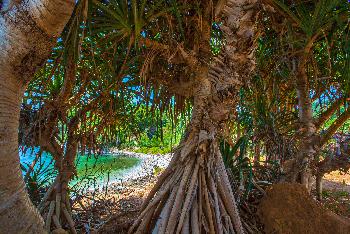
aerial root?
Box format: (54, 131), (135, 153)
(40, 181), (77, 234)
(130, 149), (244, 234)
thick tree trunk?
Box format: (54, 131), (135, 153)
(0, 80), (46, 233)
(130, 70), (244, 234)
(0, 0), (74, 232)
(130, 0), (258, 232)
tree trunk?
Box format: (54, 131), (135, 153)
(0, 0), (74, 232)
(316, 174), (323, 201)
(39, 142), (78, 234)
(286, 54), (350, 189)
(284, 54), (316, 191)
(295, 63), (316, 190)
(315, 147), (350, 199)
(130, 69), (245, 234)
(37, 116), (80, 233)
(0, 79), (46, 233)
(254, 142), (261, 167)
(130, 0), (258, 232)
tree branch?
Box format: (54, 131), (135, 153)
(314, 98), (344, 130)
(320, 107), (350, 146)
(317, 148), (350, 176)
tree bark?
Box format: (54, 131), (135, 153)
(316, 174), (323, 201)
(284, 39), (317, 189)
(39, 141), (78, 233)
(0, 0), (74, 232)
(286, 71), (350, 188)
(254, 142), (261, 167)
(293, 59), (317, 189)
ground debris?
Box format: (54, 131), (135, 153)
(73, 175), (156, 233)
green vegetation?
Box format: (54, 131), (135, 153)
(110, 102), (191, 154)
(76, 155), (140, 177)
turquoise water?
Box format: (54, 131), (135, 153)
(20, 147), (141, 190)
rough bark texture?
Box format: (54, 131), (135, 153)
(0, 0), (74, 232)
(130, 0), (258, 233)
(283, 40), (317, 189)
(290, 58), (317, 190)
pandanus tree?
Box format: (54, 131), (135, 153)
(0, 0), (75, 232)
(16, 0), (193, 231)
(263, 0), (350, 190)
(218, 0), (349, 203)
(22, 65), (134, 232)
(88, 0), (259, 232)
(19, 6), (144, 230)
(136, 1), (259, 233)
(249, 0), (350, 195)
(23, 75), (135, 232)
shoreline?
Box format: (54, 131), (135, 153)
(107, 149), (172, 182)
(21, 148), (172, 192)
(81, 150), (172, 192)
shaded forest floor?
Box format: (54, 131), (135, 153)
(324, 171), (350, 193)
(74, 175), (157, 233)
(321, 171), (350, 219)
(73, 170), (350, 234)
